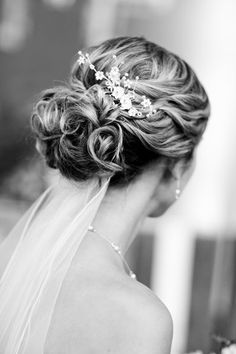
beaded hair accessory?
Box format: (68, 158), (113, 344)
(77, 51), (157, 118)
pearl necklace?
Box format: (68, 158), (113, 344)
(88, 225), (137, 280)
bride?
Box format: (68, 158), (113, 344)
(0, 36), (210, 353)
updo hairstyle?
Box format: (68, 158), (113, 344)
(31, 36), (210, 186)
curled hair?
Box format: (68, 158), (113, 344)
(31, 36), (210, 185)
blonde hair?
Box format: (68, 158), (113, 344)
(31, 36), (210, 185)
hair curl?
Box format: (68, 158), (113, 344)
(31, 36), (210, 186)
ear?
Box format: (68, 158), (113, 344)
(147, 156), (196, 218)
(169, 154), (196, 180)
(147, 168), (178, 218)
(169, 155), (196, 198)
(170, 160), (186, 181)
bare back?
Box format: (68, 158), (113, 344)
(44, 235), (173, 354)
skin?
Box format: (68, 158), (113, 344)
(44, 156), (196, 354)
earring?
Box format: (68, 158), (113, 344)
(175, 178), (181, 200)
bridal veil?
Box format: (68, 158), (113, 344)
(0, 176), (110, 353)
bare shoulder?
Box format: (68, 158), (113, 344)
(45, 272), (173, 354)
(114, 278), (173, 354)
(81, 275), (173, 353)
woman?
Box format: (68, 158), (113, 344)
(0, 36), (210, 353)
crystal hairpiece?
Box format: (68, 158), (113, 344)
(77, 51), (157, 118)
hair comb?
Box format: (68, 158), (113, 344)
(77, 51), (156, 118)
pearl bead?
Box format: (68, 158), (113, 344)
(175, 188), (181, 200)
(88, 226), (136, 281)
(113, 245), (120, 252)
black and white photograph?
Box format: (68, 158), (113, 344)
(0, 1), (235, 353)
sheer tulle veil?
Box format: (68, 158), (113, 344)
(0, 175), (110, 353)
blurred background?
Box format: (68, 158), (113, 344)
(0, 0), (236, 353)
